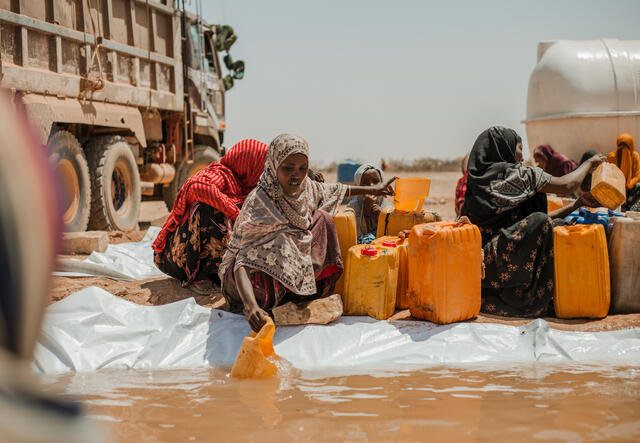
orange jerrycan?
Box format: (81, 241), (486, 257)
(372, 236), (409, 309)
(591, 163), (626, 209)
(376, 207), (440, 237)
(394, 177), (431, 211)
(553, 224), (610, 318)
(231, 317), (278, 379)
(547, 194), (564, 213)
(333, 206), (357, 295)
(408, 222), (482, 324)
(342, 245), (398, 320)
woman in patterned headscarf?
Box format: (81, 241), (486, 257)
(220, 134), (396, 331)
(347, 163), (390, 243)
(461, 127), (603, 318)
(153, 139), (268, 294)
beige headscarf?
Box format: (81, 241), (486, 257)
(219, 134), (346, 295)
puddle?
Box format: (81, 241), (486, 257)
(39, 364), (640, 442)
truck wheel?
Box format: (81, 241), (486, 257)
(48, 130), (91, 232)
(86, 136), (141, 231)
(163, 145), (220, 210)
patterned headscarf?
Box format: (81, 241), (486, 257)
(258, 134), (313, 230)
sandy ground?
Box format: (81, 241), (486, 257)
(50, 170), (640, 332)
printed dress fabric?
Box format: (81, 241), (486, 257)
(152, 139), (268, 286)
(462, 127), (555, 317)
(219, 134), (347, 311)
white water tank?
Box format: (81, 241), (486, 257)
(524, 39), (640, 162)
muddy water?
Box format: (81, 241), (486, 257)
(40, 365), (640, 442)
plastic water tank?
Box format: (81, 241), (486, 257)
(524, 39), (640, 161)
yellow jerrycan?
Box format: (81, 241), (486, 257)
(371, 236), (409, 309)
(230, 317), (278, 379)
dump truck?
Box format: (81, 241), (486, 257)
(0, 0), (238, 231)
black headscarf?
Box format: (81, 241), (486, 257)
(461, 127), (550, 233)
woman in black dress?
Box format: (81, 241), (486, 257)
(461, 127), (604, 317)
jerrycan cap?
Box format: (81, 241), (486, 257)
(381, 241), (397, 247)
(361, 247), (378, 256)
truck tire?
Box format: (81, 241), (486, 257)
(48, 130), (91, 232)
(86, 136), (141, 231)
(163, 145), (220, 210)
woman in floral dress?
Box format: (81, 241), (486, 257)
(461, 127), (604, 317)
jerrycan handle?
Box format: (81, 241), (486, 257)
(361, 247), (378, 256)
(381, 241), (397, 247)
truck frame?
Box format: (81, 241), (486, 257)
(0, 0), (227, 231)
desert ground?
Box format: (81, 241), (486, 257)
(50, 170), (640, 332)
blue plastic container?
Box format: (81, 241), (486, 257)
(564, 207), (623, 228)
(337, 160), (362, 184)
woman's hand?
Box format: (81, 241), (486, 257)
(575, 192), (600, 209)
(244, 304), (269, 332)
(372, 177), (397, 197)
(397, 229), (411, 243)
(586, 153), (607, 173)
(455, 216), (471, 226)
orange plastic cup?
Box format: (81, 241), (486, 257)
(394, 177), (431, 211)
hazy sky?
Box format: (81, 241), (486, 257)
(197, 0), (639, 166)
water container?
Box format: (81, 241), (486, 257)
(230, 317), (278, 379)
(407, 222), (482, 324)
(342, 245), (398, 320)
(376, 207), (440, 237)
(337, 160), (362, 184)
(547, 194), (564, 212)
(563, 207), (622, 227)
(553, 224), (610, 319)
(590, 163), (626, 210)
(608, 217), (640, 313)
(372, 236), (409, 309)
(394, 177), (431, 211)
(333, 207), (357, 296)
(524, 39), (640, 162)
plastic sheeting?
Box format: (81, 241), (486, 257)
(54, 227), (165, 281)
(34, 288), (640, 375)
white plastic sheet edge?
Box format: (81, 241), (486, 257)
(53, 227), (165, 281)
(34, 287), (640, 375)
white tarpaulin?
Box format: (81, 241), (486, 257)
(54, 227), (165, 281)
(34, 288), (640, 375)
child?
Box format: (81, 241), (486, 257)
(219, 134), (395, 331)
(347, 163), (390, 244)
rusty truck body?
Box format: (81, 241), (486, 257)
(0, 0), (227, 231)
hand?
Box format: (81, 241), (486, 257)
(373, 177), (397, 197)
(587, 153), (606, 173)
(244, 305), (269, 332)
(576, 192), (600, 208)
(455, 216), (471, 226)
(397, 229), (411, 242)
(363, 195), (376, 216)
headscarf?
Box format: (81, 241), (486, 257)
(461, 127), (551, 231)
(152, 139), (268, 252)
(608, 133), (640, 190)
(347, 163), (386, 238)
(219, 134), (346, 295)
(533, 144), (577, 177)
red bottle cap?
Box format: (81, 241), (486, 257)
(361, 247), (377, 256)
(382, 242), (397, 247)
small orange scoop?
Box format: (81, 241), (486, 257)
(230, 317), (278, 379)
